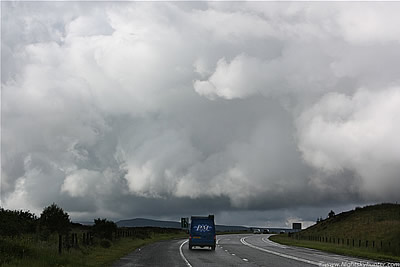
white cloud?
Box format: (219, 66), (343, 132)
(297, 87), (400, 199)
(194, 55), (267, 100)
(61, 169), (102, 198)
(337, 3), (400, 44)
(2, 2), (400, 224)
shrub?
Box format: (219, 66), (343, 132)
(0, 208), (37, 237)
(39, 203), (70, 234)
(93, 218), (117, 241)
(99, 239), (112, 248)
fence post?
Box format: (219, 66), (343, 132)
(71, 233), (75, 248)
(58, 235), (62, 254)
(66, 233), (70, 251)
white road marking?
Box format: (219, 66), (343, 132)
(240, 236), (321, 266)
(179, 240), (192, 267)
(243, 258), (249, 262)
(232, 253), (235, 256)
(262, 237), (288, 249)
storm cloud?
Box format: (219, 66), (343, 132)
(1, 2), (400, 226)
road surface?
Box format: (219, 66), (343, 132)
(113, 234), (381, 267)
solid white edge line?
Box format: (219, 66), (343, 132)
(240, 236), (321, 266)
(179, 239), (192, 267)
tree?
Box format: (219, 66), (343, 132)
(40, 203), (70, 234)
(0, 208), (37, 237)
(328, 210), (335, 218)
(93, 218), (117, 240)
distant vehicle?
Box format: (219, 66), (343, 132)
(253, 228), (261, 234)
(189, 215), (216, 251)
(263, 229), (270, 234)
(280, 230), (286, 234)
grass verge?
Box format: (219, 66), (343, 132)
(1, 232), (187, 267)
(270, 234), (400, 263)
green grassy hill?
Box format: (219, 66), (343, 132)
(301, 203), (400, 244)
(271, 203), (400, 262)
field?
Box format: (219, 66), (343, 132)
(0, 228), (187, 267)
(271, 203), (400, 262)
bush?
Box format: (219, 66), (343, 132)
(0, 208), (37, 237)
(135, 230), (151, 240)
(93, 218), (117, 241)
(99, 239), (112, 248)
(40, 203), (70, 234)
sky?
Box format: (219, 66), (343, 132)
(1, 1), (400, 228)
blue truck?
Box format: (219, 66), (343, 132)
(189, 215), (216, 250)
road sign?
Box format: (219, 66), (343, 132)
(181, 217), (189, 229)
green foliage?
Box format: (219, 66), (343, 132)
(0, 238), (32, 264)
(100, 239), (112, 248)
(40, 203), (71, 234)
(0, 208), (37, 237)
(136, 230), (151, 239)
(93, 218), (117, 240)
(0, 228), (186, 266)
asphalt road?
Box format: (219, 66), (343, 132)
(112, 234), (380, 267)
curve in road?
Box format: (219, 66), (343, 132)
(114, 234), (382, 267)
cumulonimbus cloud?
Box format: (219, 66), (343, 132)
(2, 2), (400, 223)
(297, 87), (400, 199)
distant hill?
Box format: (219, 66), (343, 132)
(117, 218), (181, 229)
(297, 203), (400, 244)
(115, 218), (250, 232)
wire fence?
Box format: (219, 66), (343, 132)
(288, 233), (400, 256)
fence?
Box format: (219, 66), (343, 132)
(288, 233), (400, 256)
(58, 227), (183, 254)
(58, 232), (94, 254)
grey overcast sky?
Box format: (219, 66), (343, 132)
(1, 1), (400, 228)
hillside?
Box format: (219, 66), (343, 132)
(298, 203), (400, 243)
(271, 203), (400, 262)
(115, 218), (250, 232)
